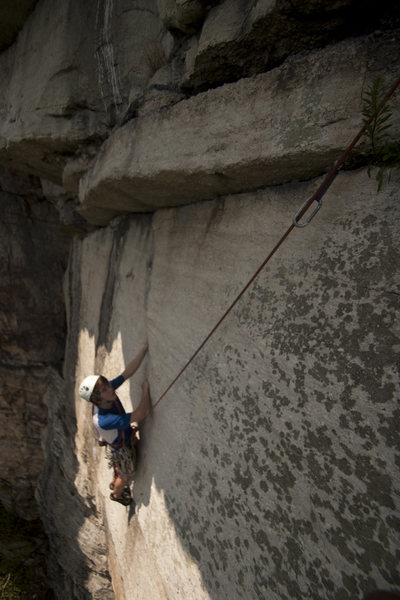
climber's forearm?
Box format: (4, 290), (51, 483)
(121, 342), (148, 380)
(130, 380), (150, 423)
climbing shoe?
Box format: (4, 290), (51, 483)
(109, 492), (132, 506)
(109, 483), (131, 499)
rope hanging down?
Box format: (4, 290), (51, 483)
(143, 73), (400, 422)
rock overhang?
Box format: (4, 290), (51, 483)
(77, 31), (400, 225)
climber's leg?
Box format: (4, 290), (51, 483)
(107, 446), (135, 500)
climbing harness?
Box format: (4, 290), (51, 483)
(142, 73), (400, 421)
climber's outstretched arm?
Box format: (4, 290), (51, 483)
(130, 380), (150, 423)
(121, 342), (148, 380)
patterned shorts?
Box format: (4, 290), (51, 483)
(106, 445), (136, 481)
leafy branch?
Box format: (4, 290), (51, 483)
(362, 76), (400, 191)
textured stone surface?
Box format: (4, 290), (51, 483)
(59, 168), (399, 599)
(0, 508), (52, 598)
(37, 369), (114, 600)
(1, 0), (399, 203)
(181, 0), (400, 91)
(141, 169), (400, 600)
(78, 32), (400, 224)
(157, 0), (208, 33)
(1, 2), (399, 599)
(0, 0), (37, 50)
(52, 216), (158, 599)
(0, 167), (69, 520)
(0, 0), (163, 182)
(0, 169), (68, 369)
(0, 366), (49, 519)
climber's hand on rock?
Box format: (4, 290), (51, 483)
(130, 380), (150, 422)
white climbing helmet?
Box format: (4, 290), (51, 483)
(79, 375), (100, 402)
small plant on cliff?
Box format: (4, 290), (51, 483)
(362, 76), (400, 191)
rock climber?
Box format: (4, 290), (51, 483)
(78, 342), (150, 506)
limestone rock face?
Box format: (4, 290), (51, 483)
(0, 167), (69, 520)
(0, 0), (398, 202)
(0, 1), (400, 599)
(78, 32), (400, 224)
(157, 0), (209, 33)
(37, 369), (114, 600)
(181, 0), (400, 91)
(0, 0), (163, 182)
(63, 168), (400, 600)
(0, 366), (48, 519)
(0, 0), (37, 50)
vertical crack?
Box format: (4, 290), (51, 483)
(96, 218), (130, 353)
(143, 214), (154, 378)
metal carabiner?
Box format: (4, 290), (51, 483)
(293, 197), (322, 228)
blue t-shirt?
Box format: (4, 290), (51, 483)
(93, 375), (132, 447)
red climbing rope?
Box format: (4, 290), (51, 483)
(143, 73), (400, 421)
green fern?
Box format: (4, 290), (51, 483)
(362, 76), (400, 191)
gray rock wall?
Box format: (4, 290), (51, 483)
(145, 170), (400, 600)
(63, 168), (399, 600)
(0, 167), (69, 520)
(0, 0), (164, 182)
(0, 0), (37, 51)
(0, 0), (398, 205)
(78, 32), (400, 223)
(0, 1), (399, 599)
